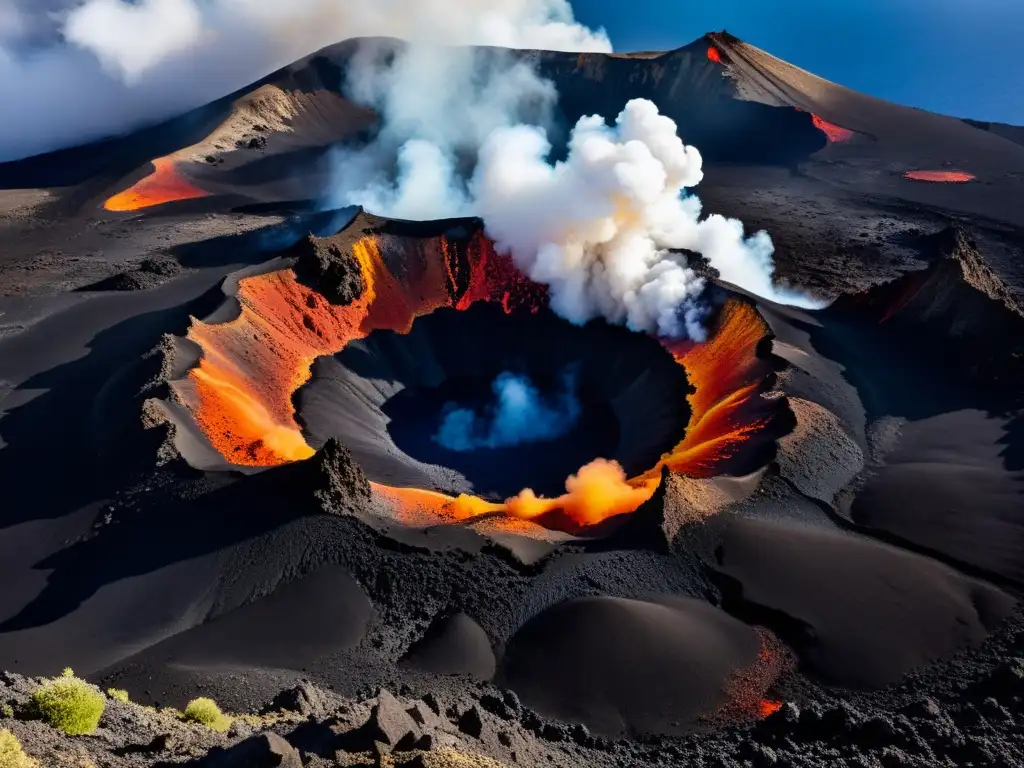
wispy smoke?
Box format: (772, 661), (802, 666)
(0, 0), (608, 161)
(325, 42), (558, 220)
(434, 370), (581, 452)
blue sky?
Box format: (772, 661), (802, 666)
(572, 0), (1024, 125)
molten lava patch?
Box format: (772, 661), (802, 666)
(104, 157), (209, 212)
(707, 46), (723, 64)
(904, 170), (975, 183)
(810, 114), (854, 143)
(173, 218), (778, 532)
(716, 628), (794, 724)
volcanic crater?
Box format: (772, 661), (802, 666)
(162, 212), (790, 535)
(0, 26), (1022, 768)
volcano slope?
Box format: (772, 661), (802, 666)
(0, 32), (1023, 768)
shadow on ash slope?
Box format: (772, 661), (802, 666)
(127, 212), (1022, 736)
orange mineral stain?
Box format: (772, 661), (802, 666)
(904, 170), (975, 183)
(104, 157), (209, 211)
(640, 300), (775, 481)
(177, 226), (776, 531)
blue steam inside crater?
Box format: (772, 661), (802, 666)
(433, 369), (582, 452)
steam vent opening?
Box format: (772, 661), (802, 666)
(297, 302), (693, 500)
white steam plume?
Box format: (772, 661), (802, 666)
(333, 88), (820, 337)
(434, 370), (582, 452)
(325, 42), (558, 220)
(471, 100), (712, 338)
(0, 0), (608, 161)
(473, 99), (825, 335)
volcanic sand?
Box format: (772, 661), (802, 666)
(714, 517), (1014, 688)
(498, 595), (766, 736)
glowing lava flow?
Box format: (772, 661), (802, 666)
(644, 300), (775, 480)
(104, 157), (209, 211)
(175, 224), (777, 531)
(904, 170), (975, 183)
(810, 114), (853, 143)
(713, 628), (794, 725)
(707, 46), (723, 64)
(377, 458), (659, 530)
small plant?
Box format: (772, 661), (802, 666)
(0, 705), (12, 719)
(182, 698), (231, 732)
(105, 689), (129, 704)
(0, 729), (38, 768)
(30, 669), (105, 736)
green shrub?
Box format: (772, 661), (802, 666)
(105, 689), (129, 704)
(182, 698), (231, 732)
(0, 729), (38, 768)
(0, 705), (12, 719)
(30, 670), (105, 736)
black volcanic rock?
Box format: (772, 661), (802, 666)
(264, 681), (327, 718)
(80, 256), (183, 292)
(291, 234), (365, 305)
(196, 733), (302, 767)
(364, 689), (421, 750)
(457, 705), (484, 739)
(401, 612), (497, 680)
(307, 438), (373, 515)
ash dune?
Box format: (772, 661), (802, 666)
(713, 517), (1014, 688)
(498, 595), (770, 736)
(0, 26), (1022, 768)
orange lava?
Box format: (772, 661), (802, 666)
(104, 157), (209, 211)
(811, 114), (854, 143)
(904, 170), (975, 183)
(177, 231), (510, 466)
(714, 629), (794, 725)
(176, 226), (776, 530)
(707, 46), (723, 64)
(342, 299), (773, 531)
(644, 300), (775, 481)
(378, 459), (659, 530)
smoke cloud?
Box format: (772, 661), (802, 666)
(332, 87), (820, 337)
(471, 100), (712, 338)
(0, 0), (608, 161)
(1, 1), (818, 334)
(319, 32), (818, 336)
(325, 41), (559, 220)
(434, 370), (581, 452)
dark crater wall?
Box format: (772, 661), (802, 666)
(295, 302), (692, 499)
